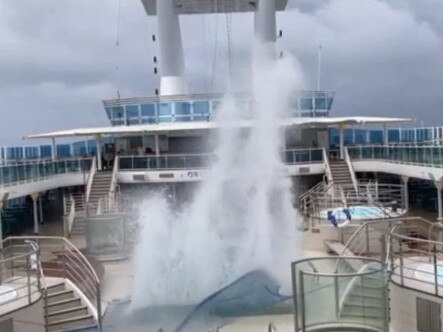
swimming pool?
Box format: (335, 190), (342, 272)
(319, 205), (406, 222)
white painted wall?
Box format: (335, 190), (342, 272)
(390, 282), (443, 332)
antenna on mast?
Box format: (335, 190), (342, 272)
(317, 44), (322, 91)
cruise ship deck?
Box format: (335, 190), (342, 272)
(1, 0), (443, 332)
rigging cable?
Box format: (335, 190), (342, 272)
(225, 13), (233, 86)
(115, 0), (122, 99)
(210, 16), (219, 93)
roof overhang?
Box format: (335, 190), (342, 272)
(24, 116), (414, 140)
(141, 0), (288, 16)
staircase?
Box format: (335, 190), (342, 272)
(88, 171), (113, 208)
(45, 282), (98, 332)
(339, 275), (387, 327)
(329, 159), (354, 187)
(70, 213), (86, 236)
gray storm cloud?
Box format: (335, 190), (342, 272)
(0, 0), (442, 144)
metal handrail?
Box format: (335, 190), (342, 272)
(3, 236), (102, 330)
(0, 239), (44, 318)
(85, 156), (97, 202)
(292, 256), (388, 332)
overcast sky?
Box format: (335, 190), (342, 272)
(1, 0), (442, 145)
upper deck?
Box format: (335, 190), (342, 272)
(102, 91), (336, 126)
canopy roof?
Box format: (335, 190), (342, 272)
(25, 116), (413, 140)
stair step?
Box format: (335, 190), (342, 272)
(341, 304), (383, 317)
(47, 306), (89, 323)
(46, 283), (66, 295)
(46, 298), (83, 313)
(47, 290), (75, 304)
(47, 314), (95, 332)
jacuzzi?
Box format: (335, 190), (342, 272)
(319, 205), (406, 221)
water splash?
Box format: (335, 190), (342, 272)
(131, 55), (304, 309)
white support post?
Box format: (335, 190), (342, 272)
(154, 134), (160, 156)
(157, 0), (187, 95)
(254, 0), (277, 61)
(339, 126), (345, 159)
(31, 193), (39, 234)
(383, 124), (389, 146)
(38, 195), (43, 225)
(435, 180), (443, 223)
(51, 137), (57, 161)
(96, 135), (102, 171)
(0, 203), (3, 250)
(402, 176), (410, 212)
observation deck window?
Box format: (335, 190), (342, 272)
(141, 103), (156, 117)
(126, 105), (140, 118)
(158, 103), (172, 116)
(111, 106), (124, 119)
(314, 97), (326, 109)
(175, 102), (191, 115)
(194, 101), (210, 114)
(300, 98), (313, 110)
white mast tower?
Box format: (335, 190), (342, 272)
(141, 0), (288, 95)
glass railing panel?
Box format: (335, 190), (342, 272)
(301, 273), (337, 328)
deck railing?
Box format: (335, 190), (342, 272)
(0, 239), (46, 318)
(4, 236), (102, 330)
(291, 257), (389, 332)
(348, 145), (443, 168)
(0, 157), (92, 188)
(118, 148), (324, 171)
(389, 219), (443, 298)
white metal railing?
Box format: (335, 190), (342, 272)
(67, 196), (76, 236)
(344, 147), (358, 193)
(389, 219), (443, 298)
(0, 239), (46, 321)
(5, 236), (102, 330)
(300, 181), (406, 224)
(108, 156), (119, 208)
(86, 156), (97, 202)
(0, 157), (92, 189)
(348, 145), (443, 168)
(322, 148), (333, 183)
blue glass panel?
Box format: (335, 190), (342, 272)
(112, 106), (124, 119)
(40, 145), (52, 158)
(128, 118), (140, 125)
(57, 144), (71, 157)
(344, 129), (353, 144)
(194, 101), (210, 114)
(329, 128), (339, 146)
(327, 98), (334, 109)
(388, 129), (400, 142)
(300, 98), (313, 110)
(315, 98), (326, 109)
(126, 105), (139, 118)
(354, 130), (366, 144)
(175, 102), (191, 115)
(369, 130), (383, 144)
(141, 103), (156, 117)
(105, 107), (112, 119)
(141, 118), (157, 124)
(158, 117), (172, 123)
(175, 116), (192, 122)
(193, 115), (210, 121)
(158, 103), (172, 116)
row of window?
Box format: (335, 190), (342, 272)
(329, 127), (440, 146)
(105, 97), (334, 126)
(2, 127), (441, 162)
